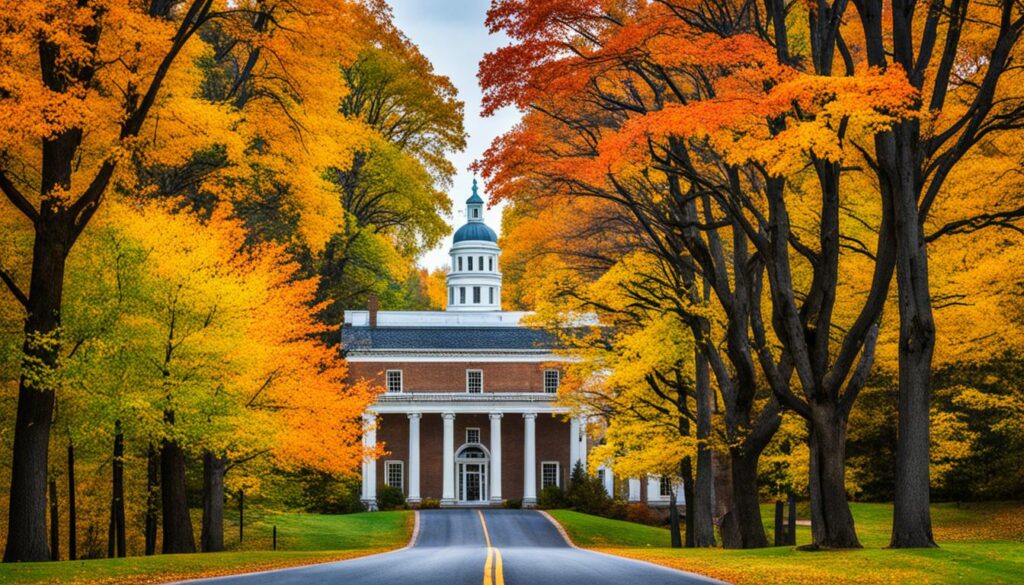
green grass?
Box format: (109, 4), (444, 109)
(0, 511), (413, 585)
(549, 502), (1024, 585)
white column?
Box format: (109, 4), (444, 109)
(523, 413), (537, 506)
(361, 413), (378, 511)
(407, 413), (421, 503)
(489, 413), (503, 503)
(628, 477), (642, 502)
(441, 412), (456, 504)
(569, 417), (581, 474)
(579, 417), (588, 472)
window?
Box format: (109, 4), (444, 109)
(478, 256), (484, 270)
(466, 428), (481, 444)
(449, 287), (454, 306)
(458, 256), (463, 271)
(660, 475), (673, 497)
(544, 370), (560, 394)
(489, 287), (494, 304)
(466, 369), (483, 393)
(489, 257), (493, 271)
(460, 287), (466, 304)
(385, 461), (404, 491)
(473, 286), (481, 304)
(386, 370), (403, 393)
(473, 208), (479, 218)
(597, 468), (607, 491)
(468, 256), (473, 271)
(542, 462), (560, 488)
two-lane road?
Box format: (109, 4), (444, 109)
(182, 509), (724, 585)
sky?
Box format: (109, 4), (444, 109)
(386, 0), (521, 270)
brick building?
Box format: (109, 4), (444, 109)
(343, 182), (677, 509)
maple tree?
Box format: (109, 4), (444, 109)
(479, 0), (1024, 550)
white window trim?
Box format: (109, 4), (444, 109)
(385, 460), (404, 491)
(541, 461), (561, 488)
(466, 427), (481, 444)
(386, 369), (403, 393)
(544, 369), (560, 394)
(466, 369), (483, 393)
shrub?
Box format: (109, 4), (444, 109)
(605, 499), (628, 521)
(418, 498), (441, 509)
(566, 461), (611, 515)
(503, 498), (522, 509)
(377, 485), (406, 511)
(537, 485), (567, 509)
(625, 502), (662, 526)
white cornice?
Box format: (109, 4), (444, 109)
(346, 351), (571, 363)
(369, 392), (569, 414)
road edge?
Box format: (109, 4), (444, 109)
(169, 510), (421, 584)
(537, 510), (730, 585)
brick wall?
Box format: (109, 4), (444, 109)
(350, 361), (560, 393)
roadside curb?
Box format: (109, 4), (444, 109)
(537, 510), (579, 549)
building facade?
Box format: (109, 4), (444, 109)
(342, 182), (677, 509)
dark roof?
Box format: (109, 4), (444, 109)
(341, 326), (558, 352)
(453, 222), (498, 243)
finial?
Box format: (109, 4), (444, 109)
(472, 178), (478, 197)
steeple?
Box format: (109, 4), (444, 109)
(466, 178), (484, 223)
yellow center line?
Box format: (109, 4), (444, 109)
(477, 510), (504, 585)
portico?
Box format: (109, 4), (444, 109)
(359, 396), (588, 508)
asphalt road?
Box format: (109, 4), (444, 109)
(180, 509), (724, 585)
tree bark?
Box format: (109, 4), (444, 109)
(4, 235), (66, 562)
(889, 138), (937, 548)
(161, 411), (195, 554)
(67, 443), (76, 561)
(108, 423), (126, 558)
(145, 442), (159, 556)
(693, 348), (716, 547)
(725, 452), (769, 549)
(201, 451), (226, 552)
(681, 457), (694, 548)
(668, 486), (682, 549)
(49, 478), (59, 561)
(807, 411), (860, 549)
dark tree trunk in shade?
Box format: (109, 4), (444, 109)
(108, 423), (126, 558)
(692, 348), (716, 547)
(145, 443), (159, 556)
(774, 501), (785, 546)
(807, 412), (860, 549)
(160, 411), (195, 554)
(724, 452), (769, 549)
(49, 478), (59, 561)
(201, 452), (226, 552)
(67, 443), (76, 560)
(682, 457), (694, 548)
(787, 492), (797, 546)
(668, 488), (682, 549)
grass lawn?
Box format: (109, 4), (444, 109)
(549, 502), (1024, 584)
(0, 510), (413, 585)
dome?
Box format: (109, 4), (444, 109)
(453, 222), (498, 243)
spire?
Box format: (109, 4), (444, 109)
(466, 178), (484, 222)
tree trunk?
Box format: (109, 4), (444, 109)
(774, 501), (785, 546)
(49, 478), (59, 561)
(693, 348), (716, 547)
(681, 456), (694, 548)
(787, 492), (797, 546)
(725, 451), (769, 549)
(889, 152), (938, 548)
(67, 443), (77, 561)
(4, 235), (67, 563)
(807, 411), (860, 549)
(145, 442), (159, 556)
(108, 422), (126, 558)
(161, 411), (195, 554)
(201, 452), (226, 553)
(668, 487), (682, 549)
